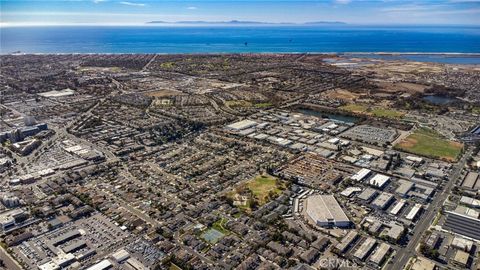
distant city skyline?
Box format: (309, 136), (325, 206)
(1, 0), (480, 26)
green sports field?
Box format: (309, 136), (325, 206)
(394, 127), (463, 162)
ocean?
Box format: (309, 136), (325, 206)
(1, 25), (480, 63)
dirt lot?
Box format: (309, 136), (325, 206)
(145, 89), (183, 97)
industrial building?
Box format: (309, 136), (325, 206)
(353, 237), (377, 261)
(111, 249), (130, 263)
(226, 119), (258, 131)
(452, 250), (469, 268)
(304, 195), (350, 228)
(369, 242), (391, 265)
(461, 171), (479, 190)
(460, 196), (480, 208)
(335, 231), (358, 253)
(357, 188), (378, 202)
(395, 179), (414, 197)
(451, 237), (474, 252)
(351, 168), (372, 182)
(443, 210), (480, 241)
(389, 199), (406, 216)
(405, 204), (422, 221)
(86, 259), (112, 270)
(368, 174), (390, 189)
(454, 205), (479, 219)
(371, 192), (394, 210)
(340, 187), (362, 197)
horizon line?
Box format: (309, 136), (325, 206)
(2, 22), (480, 27)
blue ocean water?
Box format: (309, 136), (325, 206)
(1, 25), (480, 59)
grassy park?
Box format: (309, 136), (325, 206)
(246, 174), (285, 206)
(229, 174), (286, 212)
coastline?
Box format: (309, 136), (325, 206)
(3, 52), (480, 65)
(4, 52), (480, 56)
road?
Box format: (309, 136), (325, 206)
(96, 185), (216, 266)
(141, 54), (158, 71)
(387, 149), (470, 270)
(0, 245), (23, 270)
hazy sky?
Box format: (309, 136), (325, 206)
(1, 0), (480, 26)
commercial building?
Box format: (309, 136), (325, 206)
(452, 250), (469, 268)
(38, 253), (76, 270)
(410, 257), (436, 270)
(0, 209), (26, 232)
(425, 232), (441, 250)
(304, 195), (350, 227)
(51, 230), (82, 246)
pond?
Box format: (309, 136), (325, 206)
(298, 109), (360, 124)
(422, 95), (458, 105)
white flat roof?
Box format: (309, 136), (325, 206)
(86, 259), (112, 270)
(390, 199), (406, 215)
(38, 89), (75, 98)
(406, 204), (422, 220)
(369, 174), (390, 188)
(305, 195), (349, 225)
(226, 119), (257, 130)
(351, 168), (371, 181)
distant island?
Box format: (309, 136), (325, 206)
(146, 20), (346, 25)
(304, 21), (347, 25)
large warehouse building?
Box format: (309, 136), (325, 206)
(304, 195), (351, 228)
(443, 210), (480, 241)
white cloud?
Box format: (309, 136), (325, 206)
(382, 4), (436, 12)
(449, 0), (480, 3)
(119, 1), (146, 7)
(187, 6), (198, 10)
(382, 3), (480, 15)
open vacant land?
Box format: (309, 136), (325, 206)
(394, 127), (463, 161)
